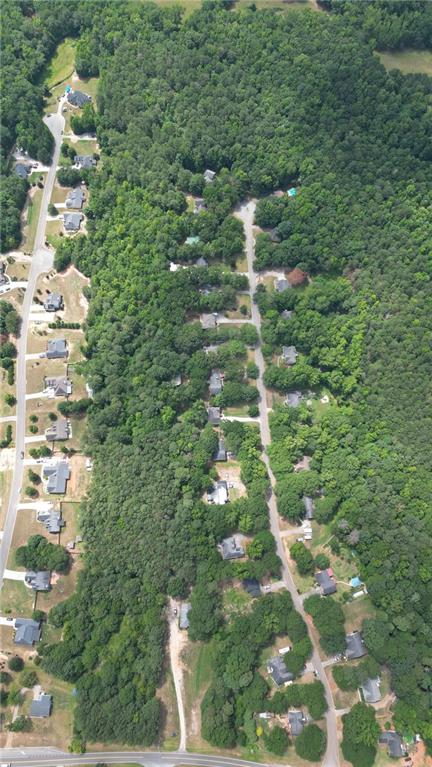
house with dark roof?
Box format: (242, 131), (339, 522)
(303, 496), (314, 520)
(379, 732), (405, 759)
(207, 480), (228, 505)
(204, 169), (216, 183)
(242, 578), (261, 598)
(179, 603), (191, 630)
(288, 710), (306, 736)
(315, 569), (336, 596)
(15, 163), (31, 179)
(213, 437), (227, 462)
(43, 292), (63, 312)
(282, 346), (298, 366)
(208, 406), (221, 425)
(30, 693), (52, 718)
(44, 376), (72, 397)
(64, 212), (83, 232)
(37, 508), (65, 534)
(46, 339), (68, 359)
(66, 187), (85, 209)
(267, 656), (294, 686)
(67, 90), (91, 108)
(25, 571), (51, 592)
(45, 419), (70, 442)
(361, 677), (381, 704)
(201, 313), (217, 329)
(219, 535), (245, 560)
(345, 631), (367, 660)
(14, 618), (41, 646)
(42, 461), (70, 494)
(74, 154), (96, 169)
(209, 370), (223, 396)
(275, 278), (290, 293)
(286, 391), (302, 407)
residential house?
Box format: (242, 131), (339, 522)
(242, 578), (261, 598)
(196, 256), (208, 267)
(64, 212), (83, 232)
(379, 732), (405, 759)
(282, 346), (298, 366)
(43, 292), (63, 312)
(25, 571), (51, 592)
(14, 618), (41, 646)
(275, 278), (290, 293)
(218, 535), (245, 560)
(15, 163), (31, 179)
(46, 339), (68, 359)
(37, 508), (65, 534)
(66, 187), (85, 209)
(207, 480), (229, 505)
(204, 169), (216, 183)
(201, 313), (217, 329)
(315, 569), (336, 596)
(30, 693), (52, 718)
(268, 228), (281, 243)
(286, 391), (302, 407)
(267, 656), (294, 686)
(361, 677), (381, 704)
(281, 309), (293, 320)
(194, 198), (206, 214)
(179, 603), (191, 630)
(44, 376), (72, 397)
(213, 437), (227, 462)
(42, 461), (70, 494)
(74, 154), (96, 169)
(67, 90), (91, 108)
(288, 710), (306, 736)
(185, 235), (200, 246)
(209, 370), (223, 396)
(303, 496), (314, 520)
(208, 406), (221, 425)
(345, 631), (367, 660)
(45, 419), (70, 442)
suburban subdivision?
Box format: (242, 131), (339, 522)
(1, 3), (431, 767)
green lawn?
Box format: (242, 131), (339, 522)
(22, 189), (43, 252)
(42, 38), (76, 89)
(145, 0), (315, 14)
(377, 49), (432, 76)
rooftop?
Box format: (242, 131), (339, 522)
(201, 313), (217, 329)
(46, 338), (68, 358)
(14, 618), (41, 646)
(67, 90), (91, 107)
(379, 731), (405, 758)
(30, 693), (52, 718)
(208, 406), (221, 425)
(66, 187), (85, 209)
(74, 154), (96, 169)
(219, 535), (245, 560)
(209, 369), (223, 396)
(179, 602), (191, 630)
(212, 437), (227, 462)
(288, 710), (305, 736)
(361, 677), (381, 704)
(275, 278), (290, 293)
(286, 391), (302, 407)
(303, 496), (314, 520)
(204, 169), (216, 183)
(25, 571), (51, 592)
(64, 212), (83, 232)
(242, 578), (261, 598)
(45, 419), (70, 442)
(44, 376), (72, 397)
(345, 631), (367, 660)
(315, 569), (336, 596)
(43, 292), (63, 311)
(267, 656), (294, 686)
(207, 480), (229, 505)
(42, 460), (70, 494)
(37, 507), (65, 534)
(282, 345), (298, 365)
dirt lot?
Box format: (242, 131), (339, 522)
(216, 460), (246, 500)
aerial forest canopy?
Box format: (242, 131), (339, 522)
(11, 0), (430, 748)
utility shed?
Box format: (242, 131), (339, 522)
(204, 169), (216, 183)
(281, 309), (293, 320)
(179, 603), (191, 630)
(30, 693), (52, 718)
(315, 569), (336, 596)
(14, 618), (41, 646)
(303, 496), (314, 520)
(345, 631), (367, 660)
(201, 313), (217, 329)
(196, 256), (208, 267)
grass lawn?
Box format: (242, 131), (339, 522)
(27, 326), (84, 363)
(43, 38), (76, 89)
(1, 579), (35, 617)
(343, 594), (377, 633)
(224, 405), (251, 417)
(21, 188), (43, 253)
(222, 585), (252, 620)
(377, 49), (432, 76)
(4, 258), (29, 282)
(45, 219), (63, 248)
(63, 137), (99, 155)
(13, 665), (76, 750)
(226, 293), (251, 319)
(157, 668), (180, 750)
(35, 265), (89, 324)
(50, 182), (68, 206)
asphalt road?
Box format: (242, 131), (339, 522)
(0, 103), (64, 589)
(236, 200), (340, 767)
(0, 748), (278, 767)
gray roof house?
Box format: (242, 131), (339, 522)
(361, 677), (381, 704)
(286, 391), (302, 407)
(282, 346), (298, 366)
(201, 313), (217, 329)
(379, 732), (405, 759)
(345, 631), (367, 660)
(37, 508), (65, 534)
(15, 163), (31, 179)
(14, 618), (41, 646)
(275, 278), (290, 292)
(66, 187), (85, 209)
(303, 496), (314, 520)
(213, 437), (227, 462)
(194, 197), (206, 214)
(30, 693), (52, 718)
(74, 154), (96, 169)
(43, 292), (63, 312)
(267, 657), (294, 687)
(208, 406), (221, 425)
(44, 376), (72, 397)
(209, 370), (223, 396)
(45, 419), (70, 442)
(288, 710), (306, 736)
(281, 309), (293, 320)
(25, 571), (51, 592)
(204, 169), (216, 183)
(219, 535), (245, 560)
(67, 90), (91, 108)
(42, 461), (70, 494)
(46, 338), (68, 359)
(179, 603), (191, 630)
(242, 578), (261, 598)
(315, 569), (337, 596)
(64, 212), (83, 232)
(207, 480), (228, 505)
(196, 256), (208, 268)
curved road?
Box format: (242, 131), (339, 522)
(236, 201), (340, 767)
(0, 102), (64, 589)
(0, 749), (280, 767)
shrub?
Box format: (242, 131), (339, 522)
(263, 725), (290, 756)
(295, 723), (326, 761)
(8, 656), (24, 672)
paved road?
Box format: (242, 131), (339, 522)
(236, 200), (340, 767)
(0, 103), (64, 589)
(0, 749), (281, 767)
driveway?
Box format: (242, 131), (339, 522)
(168, 598), (187, 752)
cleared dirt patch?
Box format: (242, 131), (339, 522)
(216, 460), (247, 500)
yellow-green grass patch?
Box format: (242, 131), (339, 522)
(63, 137), (98, 155)
(26, 357), (67, 394)
(1, 579), (35, 617)
(222, 585), (253, 620)
(43, 38), (76, 90)
(21, 188), (44, 253)
(377, 49), (432, 77)
(3, 259), (30, 282)
(343, 594), (377, 634)
(226, 293), (251, 319)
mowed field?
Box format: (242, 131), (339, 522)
(142, 0), (317, 15)
(377, 49), (432, 76)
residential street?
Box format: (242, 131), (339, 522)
(236, 200), (340, 767)
(1, 748), (282, 767)
(0, 102), (64, 590)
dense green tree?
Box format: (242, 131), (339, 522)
(263, 725), (289, 756)
(295, 723), (326, 761)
